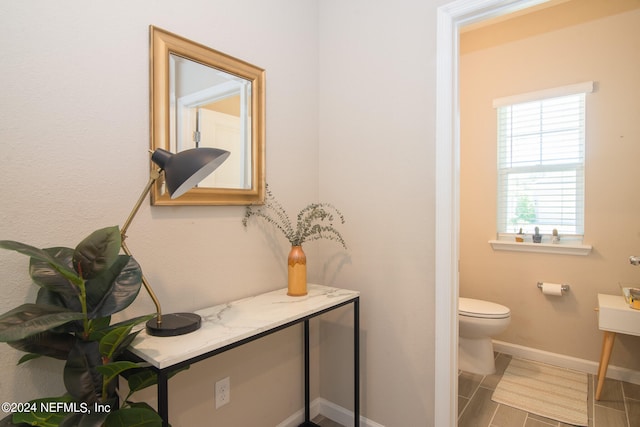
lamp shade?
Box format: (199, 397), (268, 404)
(151, 147), (231, 198)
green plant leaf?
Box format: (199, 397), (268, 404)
(0, 304), (84, 342)
(63, 341), (103, 404)
(35, 288), (84, 334)
(110, 330), (141, 360)
(84, 255), (129, 314)
(0, 413), (28, 427)
(103, 329), (142, 362)
(29, 247), (81, 296)
(98, 324), (135, 359)
(123, 369), (158, 393)
(0, 240), (83, 288)
(17, 353), (42, 364)
(122, 401), (156, 411)
(59, 411), (110, 427)
(36, 286), (82, 316)
(86, 256), (142, 319)
(87, 316), (111, 338)
(104, 406), (163, 427)
(72, 226), (121, 280)
(11, 396), (75, 427)
(88, 314), (152, 342)
(123, 365), (189, 393)
(95, 361), (149, 385)
(8, 331), (76, 361)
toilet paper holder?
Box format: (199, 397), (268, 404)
(537, 282), (570, 292)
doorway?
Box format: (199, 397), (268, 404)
(434, 0), (550, 425)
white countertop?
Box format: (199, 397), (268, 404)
(597, 293), (640, 336)
(128, 284), (359, 369)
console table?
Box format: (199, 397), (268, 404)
(126, 284), (360, 426)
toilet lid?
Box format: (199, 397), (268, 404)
(459, 297), (510, 319)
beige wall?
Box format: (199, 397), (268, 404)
(460, 1), (640, 370)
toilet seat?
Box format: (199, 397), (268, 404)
(459, 297), (510, 319)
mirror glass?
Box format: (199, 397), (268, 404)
(150, 26), (265, 205)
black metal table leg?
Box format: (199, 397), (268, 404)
(300, 320), (321, 426)
(354, 297), (360, 427)
(304, 319), (311, 423)
(158, 369), (169, 427)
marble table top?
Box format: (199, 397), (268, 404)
(128, 284), (359, 369)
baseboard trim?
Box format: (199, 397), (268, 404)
(318, 398), (385, 427)
(493, 340), (640, 385)
(276, 398), (384, 427)
(276, 399), (320, 427)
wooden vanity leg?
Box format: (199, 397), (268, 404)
(596, 331), (616, 400)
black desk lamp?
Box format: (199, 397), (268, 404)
(121, 147), (230, 336)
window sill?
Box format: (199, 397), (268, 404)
(488, 240), (592, 256)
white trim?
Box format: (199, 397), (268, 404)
(318, 398), (385, 427)
(493, 340), (640, 386)
(435, 1), (555, 426)
(489, 240), (592, 255)
(275, 399), (320, 427)
(435, 4), (459, 427)
(493, 81), (594, 107)
(275, 398), (385, 427)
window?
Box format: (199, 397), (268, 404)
(495, 82), (593, 242)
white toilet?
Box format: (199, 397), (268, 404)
(458, 297), (511, 375)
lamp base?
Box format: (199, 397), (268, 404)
(146, 313), (201, 337)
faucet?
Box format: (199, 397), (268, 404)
(630, 256), (640, 265)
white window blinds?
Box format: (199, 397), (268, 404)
(495, 83), (592, 238)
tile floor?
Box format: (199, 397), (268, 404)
(310, 353), (640, 427)
(459, 353), (640, 427)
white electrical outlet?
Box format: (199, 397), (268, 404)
(215, 377), (230, 408)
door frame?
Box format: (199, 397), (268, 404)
(434, 1), (550, 425)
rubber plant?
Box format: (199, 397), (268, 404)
(0, 226), (166, 427)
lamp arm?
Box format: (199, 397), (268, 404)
(121, 168), (164, 325)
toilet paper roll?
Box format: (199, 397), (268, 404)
(541, 282), (563, 296)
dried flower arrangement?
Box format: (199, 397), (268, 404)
(242, 185), (347, 249)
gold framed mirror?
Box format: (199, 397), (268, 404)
(149, 26), (265, 205)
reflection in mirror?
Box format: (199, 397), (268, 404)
(150, 26), (265, 205)
(170, 54), (252, 190)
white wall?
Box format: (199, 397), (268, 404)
(1, 0), (446, 425)
(0, 1), (321, 425)
(318, 1), (439, 425)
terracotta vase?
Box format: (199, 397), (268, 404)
(287, 245), (307, 296)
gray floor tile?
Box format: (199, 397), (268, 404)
(626, 397), (640, 427)
(482, 353), (512, 390)
(459, 370), (484, 398)
(624, 381), (640, 400)
(490, 403), (527, 426)
(459, 352), (635, 427)
(528, 412), (561, 425)
(594, 404), (628, 427)
(459, 395), (470, 416)
(524, 417), (558, 427)
(598, 378), (627, 412)
(458, 386), (498, 427)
